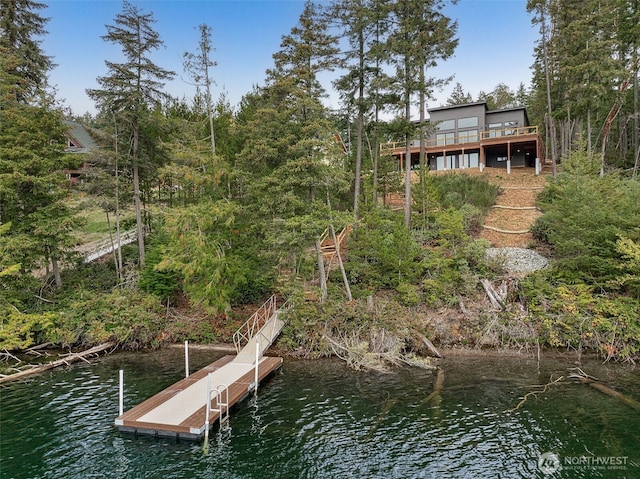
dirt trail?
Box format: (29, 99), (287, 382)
(475, 167), (548, 247)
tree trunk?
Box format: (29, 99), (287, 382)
(541, 6), (558, 177)
(0, 342), (116, 384)
(51, 256), (62, 288)
(315, 239), (327, 304)
(132, 123), (145, 268)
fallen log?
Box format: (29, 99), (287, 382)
(414, 331), (443, 358)
(0, 342), (116, 384)
(481, 278), (505, 310)
(569, 368), (640, 412)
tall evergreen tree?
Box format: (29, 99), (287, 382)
(87, 1), (175, 268)
(446, 82), (472, 105)
(0, 0), (52, 102)
(528, 0), (638, 171)
(236, 1), (348, 277)
(183, 23), (217, 157)
(331, 0), (394, 222)
(0, 0), (77, 288)
(385, 0), (457, 228)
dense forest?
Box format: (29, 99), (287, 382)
(1, 0), (639, 370)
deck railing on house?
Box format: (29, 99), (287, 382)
(381, 125), (540, 155)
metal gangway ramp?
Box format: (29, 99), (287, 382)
(115, 295), (289, 440)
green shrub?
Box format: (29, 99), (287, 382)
(346, 208), (424, 289)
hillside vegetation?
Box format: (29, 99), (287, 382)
(2, 0), (639, 371)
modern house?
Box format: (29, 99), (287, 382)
(382, 101), (545, 172)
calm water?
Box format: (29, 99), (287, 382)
(1, 348), (639, 478)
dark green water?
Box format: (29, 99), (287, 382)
(1, 349), (639, 478)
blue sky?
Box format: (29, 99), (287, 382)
(41, 0), (538, 116)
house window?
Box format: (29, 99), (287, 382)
(466, 152), (479, 168)
(436, 132), (455, 146)
(489, 122), (502, 129)
(459, 130), (478, 143)
(458, 116), (478, 128)
(436, 119), (455, 131)
(504, 121), (518, 135)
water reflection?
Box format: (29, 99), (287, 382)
(1, 350), (639, 478)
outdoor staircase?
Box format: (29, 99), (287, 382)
(318, 225), (351, 275)
(478, 167), (549, 248)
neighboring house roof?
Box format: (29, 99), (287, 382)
(63, 120), (99, 153)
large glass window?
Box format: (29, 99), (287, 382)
(459, 130), (478, 143)
(436, 132), (455, 146)
(504, 120), (518, 135)
(458, 116), (478, 128)
(436, 119), (455, 131)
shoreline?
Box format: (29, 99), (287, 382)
(166, 341), (601, 363)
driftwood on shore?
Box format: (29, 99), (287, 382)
(0, 342), (116, 384)
(481, 278), (507, 310)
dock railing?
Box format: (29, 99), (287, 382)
(233, 295), (278, 353)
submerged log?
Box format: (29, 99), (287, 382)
(0, 342), (116, 384)
(569, 368), (640, 412)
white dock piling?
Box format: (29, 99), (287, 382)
(119, 369), (124, 417)
(254, 341), (259, 394)
(185, 340), (190, 378)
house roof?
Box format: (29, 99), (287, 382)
(428, 101), (488, 113)
(63, 120), (99, 153)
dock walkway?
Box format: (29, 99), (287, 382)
(115, 296), (288, 440)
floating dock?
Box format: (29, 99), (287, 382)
(115, 355), (282, 440)
(115, 295), (288, 440)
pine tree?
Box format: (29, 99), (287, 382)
(331, 0), (394, 221)
(183, 24), (217, 157)
(87, 1), (175, 268)
(385, 0), (457, 228)
(0, 0), (78, 288)
(447, 82), (472, 105)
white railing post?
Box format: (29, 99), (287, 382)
(254, 340), (260, 395)
(185, 340), (189, 378)
(204, 372), (211, 444)
(119, 369), (124, 417)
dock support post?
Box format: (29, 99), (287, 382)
(254, 341), (259, 395)
(185, 340), (189, 378)
(204, 372), (211, 445)
(535, 157), (540, 175)
(119, 369), (124, 416)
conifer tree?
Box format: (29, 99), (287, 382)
(447, 82), (472, 105)
(0, 0), (77, 288)
(332, 0), (395, 221)
(385, 0), (457, 228)
(87, 1), (175, 268)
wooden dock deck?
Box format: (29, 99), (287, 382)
(115, 355), (283, 440)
